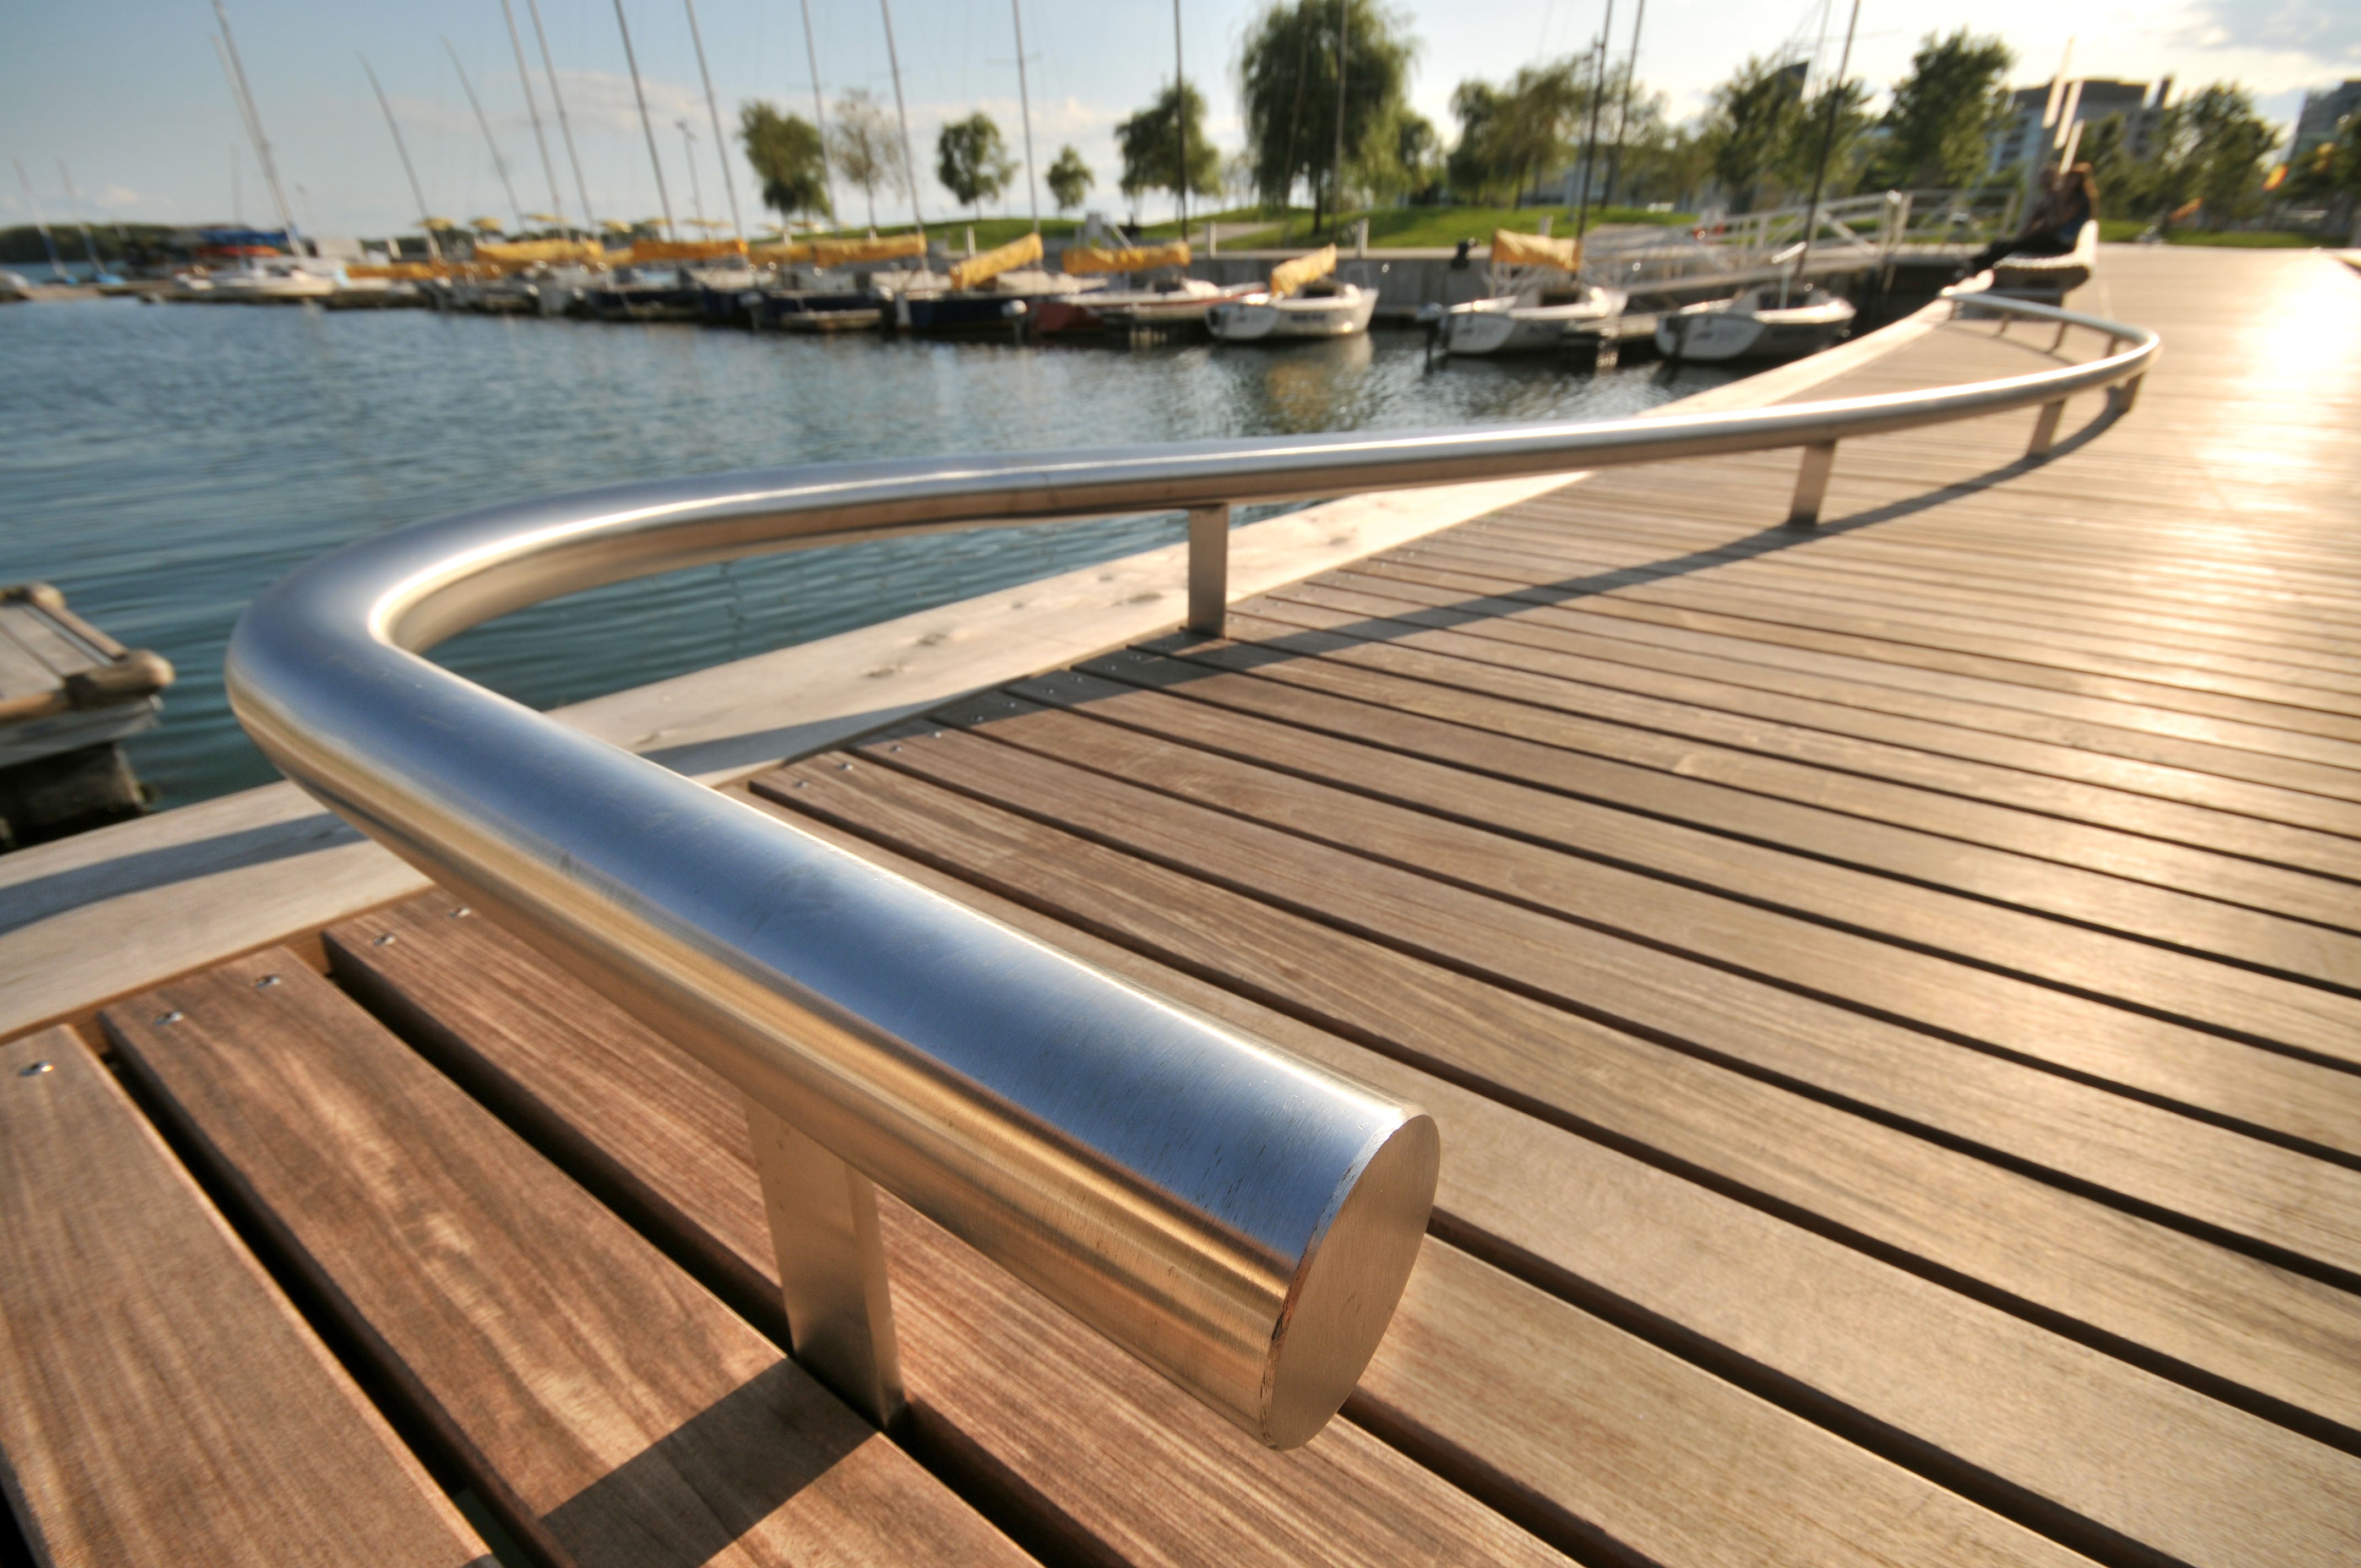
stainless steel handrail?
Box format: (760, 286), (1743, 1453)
(228, 290), (2155, 1449)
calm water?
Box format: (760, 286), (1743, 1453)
(2, 297), (1739, 808)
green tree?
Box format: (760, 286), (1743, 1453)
(1449, 59), (1588, 204)
(936, 112), (1018, 219)
(1701, 58), (1807, 210)
(828, 88), (906, 230)
(1046, 144), (1094, 212)
(1237, 0), (1419, 233)
(1394, 111), (1441, 200)
(1873, 30), (2014, 189)
(1783, 78), (1876, 195)
(2145, 84), (2278, 227)
(1115, 81), (1222, 215)
(739, 102), (831, 224)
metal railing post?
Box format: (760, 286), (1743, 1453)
(2027, 399), (2067, 457)
(747, 1098), (905, 1427)
(1787, 442), (1838, 526)
(2108, 373), (2144, 417)
(1187, 503), (1232, 636)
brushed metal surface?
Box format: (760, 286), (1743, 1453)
(226, 290), (2155, 1447)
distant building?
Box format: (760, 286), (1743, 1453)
(1987, 78), (2169, 177)
(2292, 81), (2361, 165)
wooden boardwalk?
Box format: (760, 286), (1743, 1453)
(7, 247), (2360, 1566)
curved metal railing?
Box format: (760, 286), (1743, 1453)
(227, 290), (2156, 1448)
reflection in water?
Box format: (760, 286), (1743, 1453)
(1, 302), (1744, 806)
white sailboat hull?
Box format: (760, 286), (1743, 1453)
(1441, 287), (1628, 356)
(1656, 290), (1854, 363)
(1205, 285), (1377, 342)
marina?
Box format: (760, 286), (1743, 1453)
(8, 0), (2361, 1558)
(5, 242), (2359, 1568)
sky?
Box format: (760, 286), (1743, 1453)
(2, 0), (2354, 238)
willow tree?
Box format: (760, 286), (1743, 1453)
(741, 102), (831, 224)
(1873, 30), (2014, 190)
(1047, 145), (1095, 212)
(829, 88), (906, 230)
(937, 112), (1018, 220)
(1237, 0), (1418, 233)
(1700, 58), (1808, 211)
(1116, 81), (1222, 218)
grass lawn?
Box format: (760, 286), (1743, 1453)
(1205, 204), (1698, 250)
(2096, 220), (2324, 248)
(797, 203), (1704, 254)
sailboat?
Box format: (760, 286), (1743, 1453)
(1204, 246), (1376, 342)
(1655, 283), (1854, 361)
(1436, 230), (1625, 356)
(1658, 0), (1864, 366)
(1029, 240), (1256, 337)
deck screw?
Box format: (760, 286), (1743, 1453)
(374, 933), (397, 946)
(450, 906), (472, 918)
(837, 760), (853, 771)
(18, 1060), (53, 1077)
(155, 1010), (182, 1026)
(931, 729), (943, 738)
(254, 974), (281, 989)
(889, 744), (902, 753)
(792, 780), (808, 789)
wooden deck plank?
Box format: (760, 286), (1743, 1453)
(1254, 576), (2361, 803)
(319, 897), (1581, 1568)
(1381, 534), (2361, 722)
(752, 750), (2361, 1566)
(1078, 639), (2361, 938)
(100, 960), (1025, 1568)
(1456, 510), (2361, 683)
(1074, 637), (2361, 933)
(1013, 660), (2361, 999)
(0, 1026), (493, 1568)
(327, 890), (2098, 1568)
(1214, 600), (2361, 864)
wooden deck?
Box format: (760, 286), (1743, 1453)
(6, 246), (2360, 1566)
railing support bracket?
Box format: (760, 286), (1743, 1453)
(2107, 373), (2145, 418)
(2027, 399), (2066, 458)
(1187, 503), (1233, 637)
(747, 1098), (905, 1429)
(1787, 442), (1839, 527)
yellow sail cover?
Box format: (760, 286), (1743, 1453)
(749, 241), (814, 265)
(616, 238), (748, 263)
(948, 230), (1045, 291)
(1267, 244), (1337, 298)
(810, 233), (928, 269)
(346, 262), (450, 280)
(1488, 229), (1581, 271)
(1062, 240), (1190, 275)
(472, 238), (607, 269)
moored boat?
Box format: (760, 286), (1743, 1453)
(1655, 284), (1855, 363)
(1029, 240), (1254, 337)
(1437, 230), (1625, 356)
(1205, 246), (1375, 343)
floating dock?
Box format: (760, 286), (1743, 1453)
(3, 247), (2358, 1566)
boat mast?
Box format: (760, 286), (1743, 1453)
(1603, 0), (1644, 207)
(57, 160), (105, 275)
(1011, 0), (1039, 232)
(523, 0), (600, 239)
(1331, 0), (1347, 237)
(797, 0), (839, 228)
(1573, 0), (1614, 243)
(1173, 0), (1187, 237)
(361, 56), (443, 262)
(210, 1), (304, 256)
(877, 0), (924, 236)
(9, 161), (64, 279)
(444, 37), (527, 235)
(497, 0), (570, 236)
(610, 0), (678, 238)
(1789, 0), (1861, 304)
(681, 0), (747, 248)
(677, 121), (708, 230)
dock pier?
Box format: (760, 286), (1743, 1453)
(4, 246), (2359, 1567)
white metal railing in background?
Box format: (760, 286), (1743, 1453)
(225, 286), (2155, 1450)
